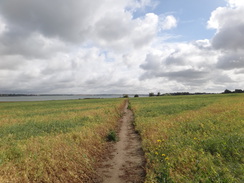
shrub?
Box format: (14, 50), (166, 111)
(123, 94), (129, 98)
(106, 130), (117, 142)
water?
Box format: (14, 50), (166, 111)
(0, 95), (124, 102)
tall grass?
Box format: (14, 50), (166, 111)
(0, 98), (124, 182)
(130, 94), (244, 183)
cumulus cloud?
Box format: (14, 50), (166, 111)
(0, 32), (67, 59)
(140, 42), (219, 87)
(0, 0), (158, 55)
(0, 16), (6, 34)
(207, 0), (244, 75)
(161, 15), (177, 30)
(208, 0), (244, 51)
(138, 0), (244, 92)
(140, 0), (244, 92)
(228, 0), (244, 8)
(217, 52), (244, 70)
(93, 12), (159, 51)
(0, 0), (244, 94)
(0, 0), (160, 94)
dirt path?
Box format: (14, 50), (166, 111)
(97, 100), (146, 183)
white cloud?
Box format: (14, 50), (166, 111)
(208, 0), (244, 50)
(0, 0), (244, 94)
(93, 12), (159, 51)
(161, 15), (177, 30)
(228, 0), (244, 8)
(207, 0), (244, 76)
(140, 42), (220, 86)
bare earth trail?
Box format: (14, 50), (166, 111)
(97, 100), (146, 183)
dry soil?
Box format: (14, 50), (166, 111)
(97, 100), (146, 183)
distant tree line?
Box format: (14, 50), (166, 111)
(0, 94), (37, 96)
(223, 89), (244, 94)
(149, 92), (213, 97)
(149, 89), (244, 97)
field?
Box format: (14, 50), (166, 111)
(0, 94), (243, 183)
(0, 98), (124, 182)
(130, 94), (244, 182)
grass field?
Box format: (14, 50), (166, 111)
(0, 98), (124, 182)
(1, 94), (243, 183)
(130, 94), (244, 183)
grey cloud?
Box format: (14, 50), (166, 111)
(160, 69), (208, 81)
(140, 54), (162, 70)
(0, 0), (158, 59)
(93, 13), (159, 51)
(211, 73), (233, 84)
(212, 23), (244, 50)
(209, 2), (244, 74)
(0, 0), (97, 42)
(164, 51), (185, 66)
(209, 3), (244, 51)
(1, 0), (244, 95)
(139, 43), (227, 89)
(192, 40), (212, 50)
(0, 55), (24, 70)
(235, 69), (244, 74)
(95, 15), (132, 42)
(140, 69), (209, 85)
(0, 32), (67, 59)
(217, 53), (244, 70)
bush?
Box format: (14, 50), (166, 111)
(149, 92), (155, 97)
(106, 130), (117, 142)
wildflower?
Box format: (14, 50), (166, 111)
(162, 154), (166, 156)
(165, 157), (169, 160)
(157, 140), (161, 143)
(155, 152), (158, 155)
(194, 137), (197, 140)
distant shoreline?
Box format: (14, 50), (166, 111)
(0, 95), (121, 102)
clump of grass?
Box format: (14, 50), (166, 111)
(106, 130), (118, 142)
(127, 102), (132, 110)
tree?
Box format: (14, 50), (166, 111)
(149, 92), (154, 97)
(234, 89), (243, 93)
(223, 89), (232, 94)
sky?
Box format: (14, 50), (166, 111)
(0, 0), (243, 94)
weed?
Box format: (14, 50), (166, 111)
(106, 130), (118, 142)
(127, 102), (132, 110)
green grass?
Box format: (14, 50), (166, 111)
(130, 94), (244, 183)
(0, 117), (90, 140)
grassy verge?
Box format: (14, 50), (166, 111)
(0, 98), (124, 182)
(130, 94), (244, 183)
